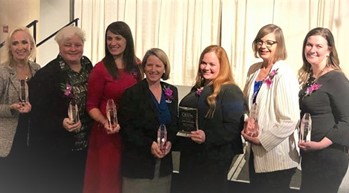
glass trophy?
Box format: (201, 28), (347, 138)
(300, 113), (312, 142)
(106, 99), (118, 128)
(19, 79), (29, 103)
(68, 99), (79, 124)
(157, 124), (167, 152)
(245, 103), (259, 137)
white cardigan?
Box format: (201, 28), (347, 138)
(243, 60), (300, 173)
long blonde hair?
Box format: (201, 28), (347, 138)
(1, 27), (36, 66)
(194, 45), (235, 118)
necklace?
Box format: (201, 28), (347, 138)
(16, 63), (32, 80)
(313, 66), (327, 81)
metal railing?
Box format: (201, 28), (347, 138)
(36, 18), (79, 47)
(0, 20), (38, 48)
(0, 18), (79, 48)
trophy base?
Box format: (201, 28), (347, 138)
(176, 131), (191, 137)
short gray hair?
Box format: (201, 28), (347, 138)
(54, 26), (86, 45)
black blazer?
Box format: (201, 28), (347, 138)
(118, 79), (178, 178)
(177, 84), (245, 166)
(199, 84), (245, 162)
(29, 55), (93, 154)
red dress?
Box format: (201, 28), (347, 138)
(83, 62), (138, 193)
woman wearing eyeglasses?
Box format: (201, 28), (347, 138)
(241, 24), (300, 193)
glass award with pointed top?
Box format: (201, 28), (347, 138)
(106, 99), (118, 128)
(300, 113), (312, 142)
(19, 79), (29, 103)
(68, 98), (79, 124)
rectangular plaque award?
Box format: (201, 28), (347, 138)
(176, 106), (198, 137)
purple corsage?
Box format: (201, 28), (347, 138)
(264, 68), (279, 88)
(163, 86), (174, 103)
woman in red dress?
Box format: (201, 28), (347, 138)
(83, 21), (142, 193)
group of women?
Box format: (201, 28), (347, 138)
(0, 21), (348, 193)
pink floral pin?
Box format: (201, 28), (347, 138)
(305, 83), (321, 96)
(265, 68), (278, 88)
(62, 83), (73, 98)
(131, 70), (139, 79)
(196, 87), (204, 96)
(163, 86), (173, 103)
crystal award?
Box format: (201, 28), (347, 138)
(300, 113), (312, 142)
(106, 99), (118, 128)
(157, 124), (167, 152)
(68, 99), (79, 124)
(244, 103), (259, 137)
(19, 79), (29, 103)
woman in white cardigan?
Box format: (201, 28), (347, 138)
(242, 24), (300, 193)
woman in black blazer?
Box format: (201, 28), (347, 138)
(173, 45), (245, 193)
(118, 48), (178, 193)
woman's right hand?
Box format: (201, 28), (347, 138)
(104, 122), (120, 134)
(190, 129), (206, 144)
(243, 117), (259, 137)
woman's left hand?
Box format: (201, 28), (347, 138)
(11, 102), (32, 113)
(63, 118), (82, 132)
(298, 137), (332, 151)
(151, 141), (172, 158)
(19, 102), (32, 113)
(105, 123), (120, 134)
(190, 129), (206, 144)
(241, 131), (261, 145)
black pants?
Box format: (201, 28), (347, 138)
(300, 147), (349, 193)
(172, 152), (231, 193)
(249, 151), (296, 193)
(29, 149), (87, 193)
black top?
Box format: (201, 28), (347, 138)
(118, 79), (178, 178)
(177, 84), (245, 164)
(29, 55), (93, 154)
(299, 70), (349, 147)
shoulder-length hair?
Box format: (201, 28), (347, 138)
(194, 45), (235, 118)
(298, 27), (340, 86)
(141, 48), (171, 80)
(103, 21), (141, 80)
(252, 24), (287, 63)
(1, 27), (36, 66)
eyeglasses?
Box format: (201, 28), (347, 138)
(256, 40), (277, 48)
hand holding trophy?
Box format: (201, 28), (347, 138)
(17, 79), (32, 113)
(19, 79), (29, 103)
(106, 99), (119, 134)
(299, 113), (312, 142)
(157, 124), (167, 153)
(244, 104), (259, 137)
(68, 98), (80, 124)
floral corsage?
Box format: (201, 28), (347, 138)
(196, 87), (204, 96)
(304, 82), (321, 97)
(163, 86), (174, 103)
(264, 68), (279, 88)
(61, 83), (74, 98)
